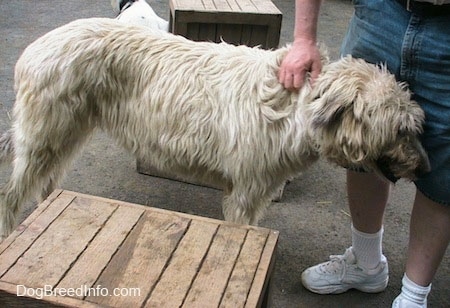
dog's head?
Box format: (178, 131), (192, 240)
(309, 56), (430, 182)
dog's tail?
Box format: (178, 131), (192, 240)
(0, 130), (14, 165)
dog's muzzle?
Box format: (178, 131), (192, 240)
(376, 150), (431, 184)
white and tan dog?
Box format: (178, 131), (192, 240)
(111, 0), (169, 31)
(0, 18), (429, 238)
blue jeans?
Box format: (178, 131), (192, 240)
(341, 0), (450, 205)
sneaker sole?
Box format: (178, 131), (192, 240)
(303, 276), (389, 295)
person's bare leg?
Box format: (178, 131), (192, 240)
(347, 170), (391, 232)
(392, 190), (449, 306)
(347, 170), (391, 270)
(405, 190), (450, 286)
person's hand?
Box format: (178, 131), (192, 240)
(278, 38), (322, 91)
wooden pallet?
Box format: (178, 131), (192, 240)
(0, 190), (279, 307)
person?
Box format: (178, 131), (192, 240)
(278, 0), (450, 307)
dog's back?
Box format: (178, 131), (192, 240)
(13, 18), (299, 182)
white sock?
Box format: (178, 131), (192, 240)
(398, 274), (431, 305)
(351, 224), (383, 270)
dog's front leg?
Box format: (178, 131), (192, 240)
(221, 186), (271, 226)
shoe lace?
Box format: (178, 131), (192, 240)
(320, 254), (347, 275)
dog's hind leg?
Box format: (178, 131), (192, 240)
(0, 130), (14, 166)
(0, 122), (93, 239)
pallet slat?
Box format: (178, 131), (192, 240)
(220, 228), (270, 307)
(144, 220), (218, 307)
(183, 225), (247, 307)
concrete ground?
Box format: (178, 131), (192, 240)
(0, 1), (448, 307)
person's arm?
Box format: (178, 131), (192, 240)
(278, 0), (323, 90)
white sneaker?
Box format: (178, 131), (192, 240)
(392, 294), (427, 308)
(301, 247), (389, 294)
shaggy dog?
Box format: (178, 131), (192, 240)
(0, 18), (430, 238)
(111, 0), (169, 31)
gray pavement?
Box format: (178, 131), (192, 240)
(0, 1), (448, 307)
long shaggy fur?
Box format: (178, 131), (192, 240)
(0, 18), (429, 238)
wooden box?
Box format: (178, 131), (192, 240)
(169, 0), (282, 49)
(0, 190), (279, 307)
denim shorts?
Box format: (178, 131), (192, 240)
(341, 0), (450, 205)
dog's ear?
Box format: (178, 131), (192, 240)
(308, 57), (374, 165)
(309, 56), (365, 129)
(397, 99), (425, 135)
(310, 96), (346, 129)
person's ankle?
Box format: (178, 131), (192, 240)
(351, 225), (384, 270)
(397, 273), (431, 305)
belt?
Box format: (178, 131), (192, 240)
(396, 0), (450, 16)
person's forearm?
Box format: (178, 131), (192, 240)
(278, 0), (323, 90)
(293, 0), (322, 43)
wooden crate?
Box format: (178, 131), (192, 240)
(169, 0), (282, 49)
(0, 190), (279, 307)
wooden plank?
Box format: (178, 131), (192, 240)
(219, 229), (270, 307)
(144, 220), (218, 308)
(245, 230), (279, 308)
(266, 19), (283, 48)
(249, 25), (269, 49)
(225, 0), (241, 12)
(56, 205), (145, 297)
(2, 196), (117, 288)
(202, 0), (217, 10)
(233, 0), (258, 12)
(87, 211), (190, 307)
(174, 12), (277, 26)
(0, 191), (74, 277)
(186, 22), (200, 41)
(213, 0), (232, 11)
(183, 225), (247, 307)
(172, 0), (208, 11)
(217, 23), (243, 45)
(256, 0), (282, 14)
(174, 21), (188, 37)
(240, 24), (253, 46)
(198, 23), (217, 42)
